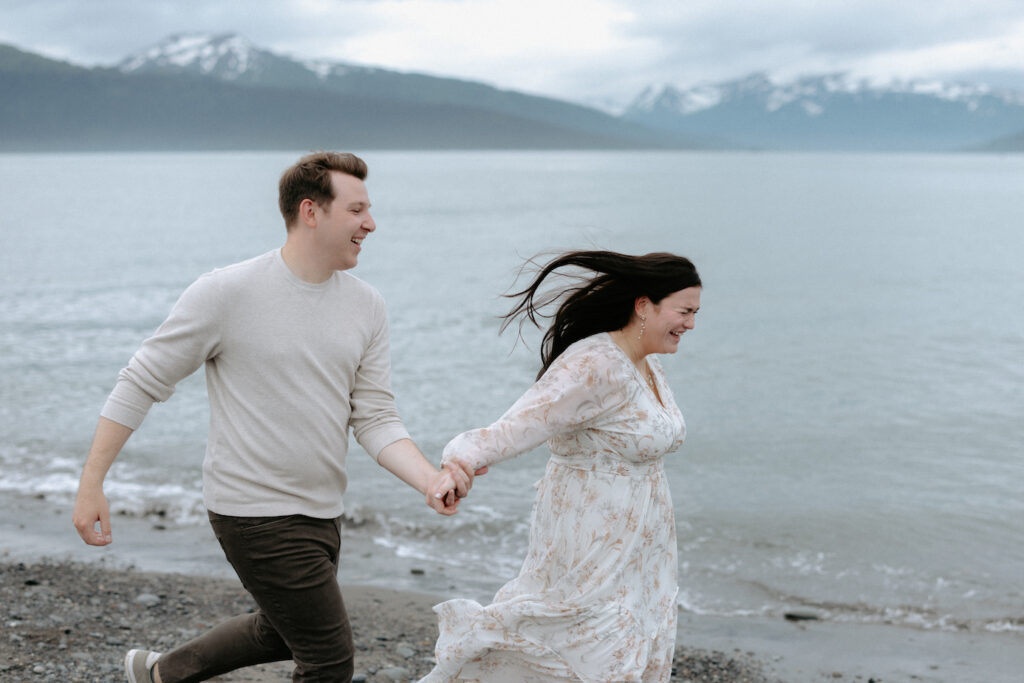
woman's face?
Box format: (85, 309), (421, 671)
(641, 286), (701, 355)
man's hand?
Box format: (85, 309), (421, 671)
(72, 485), (113, 546)
(425, 468), (462, 515)
(375, 439), (488, 515)
(72, 417), (133, 545)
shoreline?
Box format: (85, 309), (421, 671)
(1, 559), (780, 683)
(3, 492), (1022, 682)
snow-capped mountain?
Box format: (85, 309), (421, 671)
(111, 33), (680, 148)
(120, 33), (260, 78)
(4, 33), (1022, 152)
(631, 73), (1024, 116)
(624, 73), (1024, 151)
(117, 32), (375, 87)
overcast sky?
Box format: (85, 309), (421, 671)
(3, 0), (1024, 106)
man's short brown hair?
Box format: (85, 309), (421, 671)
(278, 152), (368, 228)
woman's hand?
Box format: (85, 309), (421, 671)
(425, 468), (463, 515)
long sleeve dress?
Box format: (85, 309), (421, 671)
(421, 332), (686, 683)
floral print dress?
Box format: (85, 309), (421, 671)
(421, 332), (686, 683)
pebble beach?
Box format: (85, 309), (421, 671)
(5, 492), (1024, 682)
(5, 489), (1024, 683)
(1, 559), (781, 683)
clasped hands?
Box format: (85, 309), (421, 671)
(425, 459), (488, 515)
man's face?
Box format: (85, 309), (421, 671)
(315, 171), (376, 271)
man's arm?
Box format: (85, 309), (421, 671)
(376, 438), (480, 515)
(72, 417), (134, 545)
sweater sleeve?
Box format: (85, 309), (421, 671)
(349, 300), (410, 461)
(441, 342), (631, 470)
(100, 274), (223, 430)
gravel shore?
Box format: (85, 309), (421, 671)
(1, 559), (780, 682)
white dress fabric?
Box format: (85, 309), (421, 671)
(422, 332), (686, 683)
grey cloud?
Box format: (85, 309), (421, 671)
(620, 0), (1024, 84)
(1, 0), (1022, 103)
(0, 0), (379, 64)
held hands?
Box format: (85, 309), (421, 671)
(424, 459), (488, 515)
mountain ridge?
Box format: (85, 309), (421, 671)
(113, 32), (695, 150)
(0, 40), (696, 152)
(622, 72), (1024, 151)
(2, 34), (1023, 152)
(630, 72), (1024, 115)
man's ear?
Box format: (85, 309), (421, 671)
(298, 198), (318, 228)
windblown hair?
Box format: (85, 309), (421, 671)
(278, 151), (368, 228)
(502, 250), (702, 378)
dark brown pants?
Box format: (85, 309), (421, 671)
(156, 512), (355, 682)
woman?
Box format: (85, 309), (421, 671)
(422, 250), (702, 682)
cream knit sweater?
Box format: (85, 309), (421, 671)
(101, 249), (409, 518)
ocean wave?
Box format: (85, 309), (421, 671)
(6, 448), (1019, 639)
(5, 465), (1021, 637)
(675, 587), (1024, 634)
(0, 459), (207, 526)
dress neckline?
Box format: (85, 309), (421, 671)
(600, 332), (666, 408)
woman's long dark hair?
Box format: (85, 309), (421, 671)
(501, 250), (701, 378)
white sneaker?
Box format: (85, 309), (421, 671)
(124, 649), (161, 683)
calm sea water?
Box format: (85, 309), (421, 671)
(1, 150), (1022, 635)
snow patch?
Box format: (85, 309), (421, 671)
(120, 33), (259, 79)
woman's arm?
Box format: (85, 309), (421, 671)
(443, 343), (630, 471)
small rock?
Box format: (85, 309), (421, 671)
(784, 610), (820, 621)
(395, 645), (416, 659)
(410, 568), (425, 575)
(379, 666), (410, 682)
(135, 592), (162, 607)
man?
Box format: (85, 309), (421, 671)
(72, 152), (475, 682)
